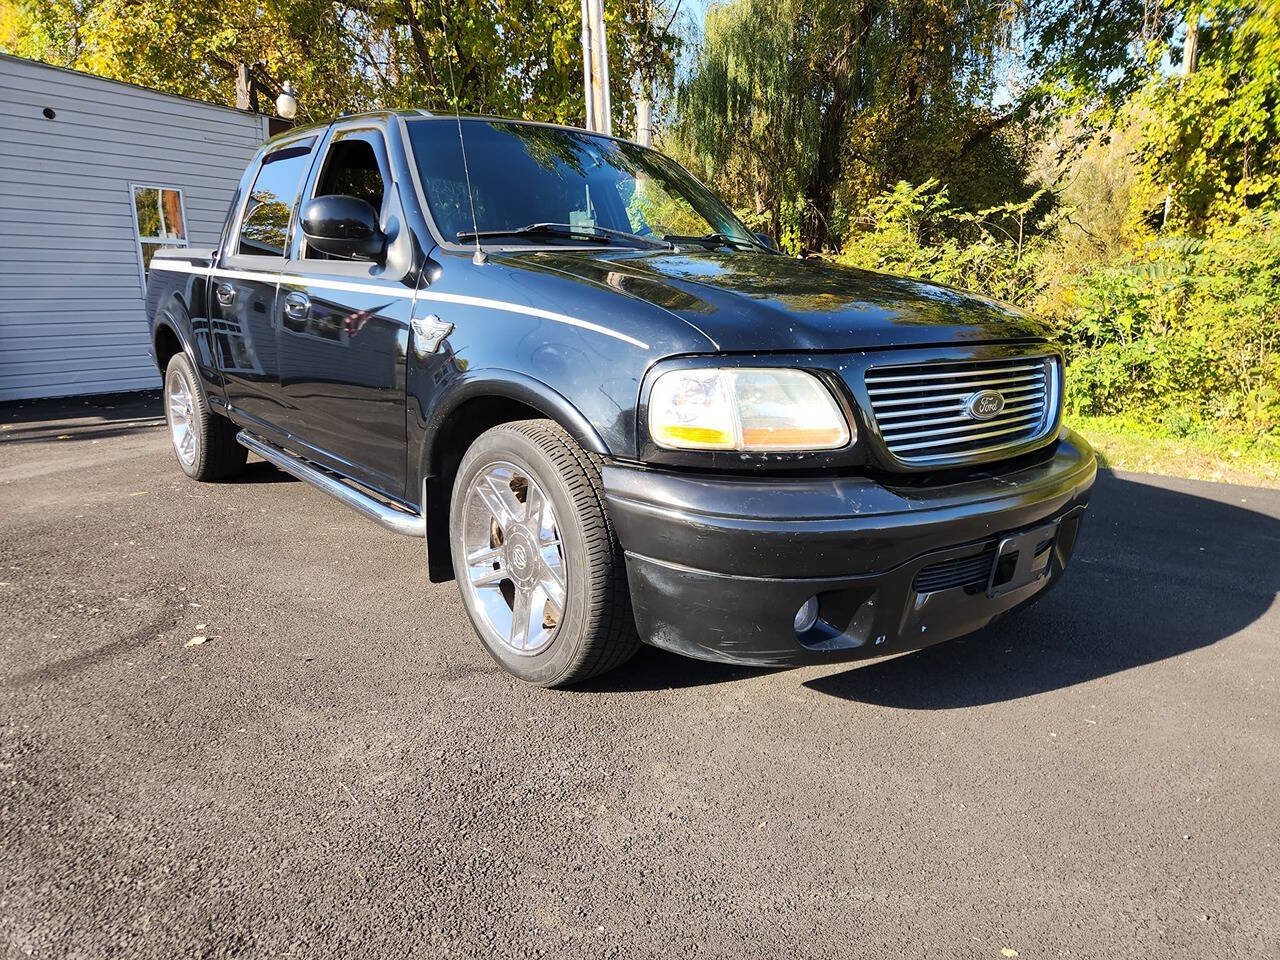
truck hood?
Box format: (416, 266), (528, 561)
(507, 248), (1050, 352)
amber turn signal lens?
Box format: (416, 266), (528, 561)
(656, 425), (735, 448)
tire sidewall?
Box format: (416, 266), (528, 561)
(449, 427), (594, 686)
(164, 352), (208, 480)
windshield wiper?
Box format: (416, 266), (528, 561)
(663, 232), (755, 250)
(457, 222), (670, 249)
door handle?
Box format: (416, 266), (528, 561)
(214, 282), (235, 307)
(283, 291), (311, 321)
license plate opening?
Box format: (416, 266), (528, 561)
(987, 522), (1059, 597)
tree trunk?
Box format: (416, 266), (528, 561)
(802, 101), (848, 251)
(799, 6), (871, 252)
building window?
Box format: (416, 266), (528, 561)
(129, 185), (188, 279)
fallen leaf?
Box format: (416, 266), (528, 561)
(1002, 950), (1019, 958)
(185, 635), (207, 647)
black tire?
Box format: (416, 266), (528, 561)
(163, 352), (247, 482)
(449, 419), (639, 686)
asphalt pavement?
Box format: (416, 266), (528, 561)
(1, 394), (1277, 959)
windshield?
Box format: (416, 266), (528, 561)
(405, 118), (759, 249)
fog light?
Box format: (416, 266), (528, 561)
(793, 596), (819, 634)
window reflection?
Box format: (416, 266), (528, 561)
(237, 144), (313, 257)
(131, 184), (188, 279)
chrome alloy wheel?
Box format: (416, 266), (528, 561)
(165, 366), (199, 468)
(460, 461), (567, 655)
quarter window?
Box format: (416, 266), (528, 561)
(237, 143), (314, 257)
(130, 185), (187, 277)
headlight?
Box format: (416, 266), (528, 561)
(648, 367), (853, 451)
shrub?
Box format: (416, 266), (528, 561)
(835, 182), (1279, 439)
(1056, 210), (1280, 435)
(835, 179), (1050, 306)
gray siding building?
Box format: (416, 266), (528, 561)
(0, 54), (271, 402)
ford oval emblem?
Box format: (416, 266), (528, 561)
(965, 389), (1005, 421)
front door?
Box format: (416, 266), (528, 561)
(213, 138), (317, 436)
(276, 126), (413, 499)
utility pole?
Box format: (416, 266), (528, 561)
(1181, 5), (1200, 76)
(580, 0), (595, 132)
(581, 0), (612, 134)
(636, 95), (652, 146)
(1163, 6), (1200, 227)
(235, 63), (254, 111)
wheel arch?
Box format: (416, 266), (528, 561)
(418, 372), (612, 583)
(152, 294), (196, 374)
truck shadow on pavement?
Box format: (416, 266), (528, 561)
(803, 470), (1279, 707)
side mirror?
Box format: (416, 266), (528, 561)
(754, 231), (778, 251)
(301, 195), (386, 261)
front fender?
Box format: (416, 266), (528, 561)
(411, 369), (614, 584)
(414, 369), (609, 482)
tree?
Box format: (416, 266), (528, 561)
(0, 0), (681, 130)
(673, 0), (1173, 252)
(1133, 0), (1280, 231)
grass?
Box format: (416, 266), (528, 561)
(1068, 414), (1280, 489)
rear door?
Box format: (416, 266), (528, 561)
(276, 124), (415, 498)
(213, 137), (317, 436)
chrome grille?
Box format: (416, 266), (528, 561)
(864, 355), (1059, 465)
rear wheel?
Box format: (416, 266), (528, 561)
(449, 419), (639, 686)
(164, 352), (246, 481)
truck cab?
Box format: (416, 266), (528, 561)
(145, 110), (1096, 687)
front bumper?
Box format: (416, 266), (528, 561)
(602, 428), (1097, 666)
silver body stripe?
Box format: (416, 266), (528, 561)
(149, 258), (649, 349)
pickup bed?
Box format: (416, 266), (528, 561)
(146, 110), (1096, 686)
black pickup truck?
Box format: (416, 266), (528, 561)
(145, 111), (1096, 687)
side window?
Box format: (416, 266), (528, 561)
(304, 132), (389, 260)
(237, 143), (314, 257)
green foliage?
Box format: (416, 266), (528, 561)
(1133, 0), (1280, 230)
(839, 179), (1280, 439)
(1058, 209), (1280, 434)
(836, 179), (1052, 307)
(5, 0), (1279, 454)
(670, 0), (1040, 252)
(821, 1), (1280, 446)
(0, 0), (681, 129)
(671, 0), (1169, 253)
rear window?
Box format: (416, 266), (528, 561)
(237, 140), (314, 257)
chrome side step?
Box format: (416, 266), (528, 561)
(236, 431), (425, 538)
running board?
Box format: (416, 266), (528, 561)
(236, 431), (425, 538)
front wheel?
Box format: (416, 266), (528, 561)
(449, 420), (639, 687)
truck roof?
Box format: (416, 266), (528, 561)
(263, 109), (621, 149)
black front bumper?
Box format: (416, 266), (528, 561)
(602, 429), (1097, 667)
